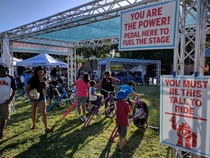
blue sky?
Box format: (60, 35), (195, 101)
(0, 0), (90, 32)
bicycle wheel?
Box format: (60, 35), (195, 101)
(132, 101), (149, 128)
(105, 101), (116, 118)
(59, 99), (66, 107)
(68, 92), (76, 104)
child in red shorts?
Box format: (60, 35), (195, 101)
(116, 90), (131, 156)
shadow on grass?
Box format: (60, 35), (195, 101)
(98, 127), (146, 158)
(12, 116), (110, 158)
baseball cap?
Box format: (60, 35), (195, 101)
(116, 90), (129, 99)
(0, 63), (8, 69)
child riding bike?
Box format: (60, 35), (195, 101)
(117, 80), (144, 114)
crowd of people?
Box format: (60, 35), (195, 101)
(0, 64), (145, 156)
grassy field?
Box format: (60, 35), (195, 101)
(0, 85), (168, 158)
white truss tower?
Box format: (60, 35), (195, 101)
(169, 0), (207, 158)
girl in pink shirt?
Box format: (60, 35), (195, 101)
(71, 73), (90, 122)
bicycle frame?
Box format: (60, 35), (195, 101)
(62, 100), (77, 119)
(47, 88), (75, 112)
(59, 90), (76, 107)
(47, 91), (68, 112)
(15, 90), (24, 101)
(82, 90), (115, 130)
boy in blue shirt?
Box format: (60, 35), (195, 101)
(118, 80), (144, 113)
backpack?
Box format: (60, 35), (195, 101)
(50, 68), (57, 77)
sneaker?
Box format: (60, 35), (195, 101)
(31, 125), (37, 130)
(0, 132), (6, 139)
(117, 150), (122, 156)
(79, 116), (84, 122)
(83, 116), (86, 121)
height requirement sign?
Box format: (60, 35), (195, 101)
(160, 76), (210, 157)
(119, 0), (179, 51)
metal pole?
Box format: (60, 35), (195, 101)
(193, 0), (201, 77)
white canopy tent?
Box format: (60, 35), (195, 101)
(0, 57), (22, 66)
(16, 54), (67, 67)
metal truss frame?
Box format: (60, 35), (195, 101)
(174, 0), (207, 77)
(98, 57), (161, 85)
(0, 0), (159, 40)
(170, 0), (207, 158)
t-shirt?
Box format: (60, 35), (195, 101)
(101, 78), (113, 91)
(89, 87), (97, 101)
(20, 75), (24, 83)
(75, 79), (90, 97)
(0, 75), (17, 104)
(116, 100), (130, 126)
(118, 85), (134, 95)
(27, 77), (46, 96)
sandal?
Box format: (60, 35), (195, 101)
(31, 125), (37, 130)
(45, 128), (53, 134)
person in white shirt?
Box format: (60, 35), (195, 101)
(0, 63), (17, 139)
(89, 80), (102, 105)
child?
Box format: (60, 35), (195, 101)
(116, 90), (130, 156)
(48, 78), (64, 106)
(118, 80), (144, 113)
(89, 80), (102, 105)
(71, 73), (90, 122)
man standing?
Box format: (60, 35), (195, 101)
(0, 63), (17, 139)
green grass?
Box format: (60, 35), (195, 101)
(0, 86), (168, 158)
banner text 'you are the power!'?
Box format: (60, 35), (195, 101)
(119, 0), (178, 50)
(123, 7), (170, 45)
(165, 79), (208, 115)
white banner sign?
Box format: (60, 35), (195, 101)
(160, 76), (210, 157)
(119, 0), (178, 51)
(12, 42), (68, 55)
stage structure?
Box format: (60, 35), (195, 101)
(0, 0), (208, 157)
(98, 57), (161, 84)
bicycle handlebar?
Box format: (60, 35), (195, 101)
(134, 96), (143, 102)
(101, 89), (114, 94)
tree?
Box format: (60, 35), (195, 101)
(77, 45), (112, 71)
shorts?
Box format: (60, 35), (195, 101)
(76, 96), (87, 106)
(127, 98), (132, 106)
(0, 103), (11, 119)
(30, 95), (46, 103)
(118, 125), (128, 138)
(90, 96), (102, 105)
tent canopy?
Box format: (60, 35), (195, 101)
(205, 47), (210, 57)
(0, 57), (22, 66)
(98, 58), (160, 66)
(16, 54), (67, 67)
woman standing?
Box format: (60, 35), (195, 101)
(95, 70), (120, 99)
(71, 73), (90, 122)
(25, 66), (52, 133)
